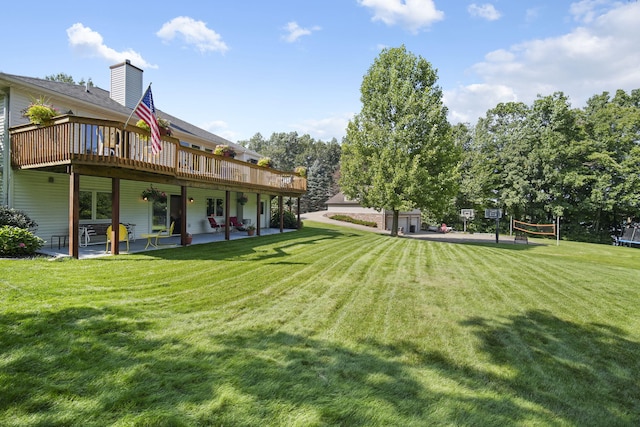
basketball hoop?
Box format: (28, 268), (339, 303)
(460, 209), (475, 232)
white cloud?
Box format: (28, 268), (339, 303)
(282, 22), (321, 43)
(444, 84), (517, 124)
(569, 0), (615, 23)
(157, 16), (228, 53)
(358, 0), (444, 33)
(66, 23), (157, 69)
(292, 113), (353, 141)
(445, 1), (640, 124)
(200, 119), (238, 142)
(467, 3), (502, 21)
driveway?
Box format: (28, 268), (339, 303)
(301, 211), (509, 244)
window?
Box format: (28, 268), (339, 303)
(79, 190), (112, 220)
(206, 198), (224, 217)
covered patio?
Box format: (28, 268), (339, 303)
(10, 115), (306, 258)
(38, 227), (293, 259)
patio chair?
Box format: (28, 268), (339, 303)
(141, 222), (175, 249)
(105, 224), (130, 252)
(208, 216), (225, 233)
(229, 216), (245, 231)
(156, 221), (175, 243)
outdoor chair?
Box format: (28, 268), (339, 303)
(208, 216), (225, 233)
(141, 221), (175, 249)
(105, 224), (130, 252)
(229, 216), (245, 231)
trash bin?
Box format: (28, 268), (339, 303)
(409, 225), (416, 233)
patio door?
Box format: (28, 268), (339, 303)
(260, 201), (266, 228)
(169, 195), (182, 233)
(152, 198), (168, 232)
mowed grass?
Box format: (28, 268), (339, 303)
(1, 222), (639, 426)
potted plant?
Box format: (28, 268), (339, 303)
(294, 166), (307, 177)
(22, 96), (59, 125)
(136, 118), (172, 137)
(157, 118), (172, 136)
(237, 194), (248, 205)
(185, 233), (193, 245)
(257, 157), (273, 168)
(214, 144), (236, 158)
(246, 224), (256, 236)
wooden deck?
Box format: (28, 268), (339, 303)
(10, 115), (306, 197)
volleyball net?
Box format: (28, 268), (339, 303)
(512, 219), (556, 236)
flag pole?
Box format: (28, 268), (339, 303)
(123, 83), (152, 130)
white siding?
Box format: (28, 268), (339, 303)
(11, 171), (180, 242)
(12, 170), (71, 243)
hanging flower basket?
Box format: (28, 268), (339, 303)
(141, 186), (167, 203)
(238, 194), (248, 205)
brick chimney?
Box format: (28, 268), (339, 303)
(109, 60), (143, 109)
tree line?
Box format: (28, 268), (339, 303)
(239, 132), (342, 214)
(240, 89), (639, 243)
(447, 90), (640, 242)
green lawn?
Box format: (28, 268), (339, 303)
(1, 222), (639, 426)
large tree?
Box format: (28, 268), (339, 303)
(341, 45), (460, 236)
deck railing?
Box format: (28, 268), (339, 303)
(10, 115), (306, 194)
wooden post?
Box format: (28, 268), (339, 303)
(111, 177), (121, 255)
(279, 195), (284, 233)
(256, 193), (261, 236)
(69, 172), (80, 259)
(181, 186), (188, 245)
(225, 190), (230, 240)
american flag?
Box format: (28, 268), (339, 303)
(135, 86), (162, 154)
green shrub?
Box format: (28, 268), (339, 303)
(0, 226), (44, 257)
(0, 206), (38, 230)
(329, 214), (377, 228)
(270, 210), (300, 229)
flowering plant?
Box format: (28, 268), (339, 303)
(141, 186), (167, 203)
(22, 96), (59, 125)
(136, 118), (172, 136)
(257, 157), (273, 168)
(214, 144), (236, 157)
(238, 194), (248, 204)
(294, 166), (307, 177)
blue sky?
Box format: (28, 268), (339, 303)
(4, 1), (640, 143)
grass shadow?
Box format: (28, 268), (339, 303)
(0, 308), (432, 425)
(457, 310), (640, 425)
(94, 225), (352, 264)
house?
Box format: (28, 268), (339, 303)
(325, 192), (421, 233)
(0, 61), (306, 258)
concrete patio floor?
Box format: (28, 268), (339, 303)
(39, 227), (293, 260)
